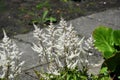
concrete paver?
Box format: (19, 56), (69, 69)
(69, 16), (113, 37)
(69, 8), (120, 37)
(14, 40), (39, 70)
(87, 8), (120, 27)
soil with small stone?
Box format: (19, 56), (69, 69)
(0, 0), (120, 39)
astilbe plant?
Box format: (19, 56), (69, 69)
(32, 19), (101, 79)
(0, 30), (25, 80)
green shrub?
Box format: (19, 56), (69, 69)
(92, 26), (120, 79)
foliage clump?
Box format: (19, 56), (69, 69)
(93, 26), (120, 80)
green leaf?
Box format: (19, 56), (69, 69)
(101, 77), (111, 80)
(93, 26), (120, 73)
(42, 10), (48, 21)
(113, 30), (120, 47)
(45, 17), (56, 22)
(92, 26), (116, 59)
(73, 75), (77, 80)
(118, 76), (120, 79)
(80, 75), (87, 80)
(0, 78), (6, 80)
(100, 67), (108, 75)
(67, 74), (71, 80)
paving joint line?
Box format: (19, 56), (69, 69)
(22, 56), (66, 72)
(12, 37), (33, 46)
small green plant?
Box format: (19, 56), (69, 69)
(92, 26), (120, 79)
(34, 66), (112, 80)
(48, 67), (88, 80)
(42, 10), (56, 23)
(98, 67), (111, 80)
(34, 66), (89, 80)
(90, 67), (111, 80)
(32, 10), (56, 25)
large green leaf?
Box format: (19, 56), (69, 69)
(92, 26), (116, 59)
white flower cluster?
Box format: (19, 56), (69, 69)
(32, 19), (99, 76)
(83, 36), (102, 67)
(0, 30), (24, 79)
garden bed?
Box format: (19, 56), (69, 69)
(0, 0), (120, 39)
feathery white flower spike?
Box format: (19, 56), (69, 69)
(68, 52), (80, 60)
(31, 43), (43, 54)
(53, 53), (63, 68)
(0, 29), (24, 79)
(71, 60), (79, 69)
(2, 29), (9, 43)
(33, 23), (39, 30)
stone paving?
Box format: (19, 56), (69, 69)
(1, 7), (120, 80)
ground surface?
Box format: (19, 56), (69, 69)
(0, 0), (120, 39)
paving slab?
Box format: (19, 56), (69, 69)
(87, 8), (120, 27)
(69, 8), (120, 37)
(69, 17), (113, 37)
(14, 39), (39, 70)
(14, 32), (38, 44)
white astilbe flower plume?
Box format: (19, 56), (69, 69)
(0, 29), (24, 79)
(32, 19), (100, 77)
(81, 36), (103, 68)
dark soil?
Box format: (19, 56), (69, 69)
(0, 0), (120, 39)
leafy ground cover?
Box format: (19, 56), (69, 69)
(0, 0), (120, 39)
